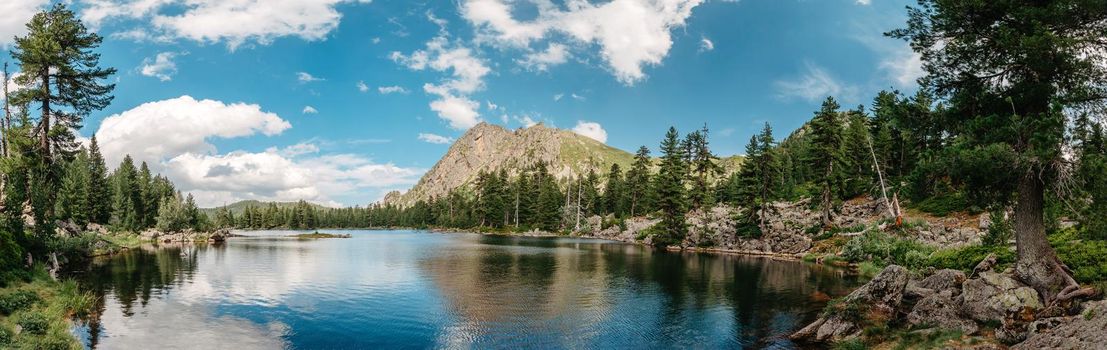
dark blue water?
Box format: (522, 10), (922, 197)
(72, 230), (860, 349)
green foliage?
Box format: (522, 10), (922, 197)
(841, 231), (935, 269)
(1051, 229), (1107, 284)
(16, 312), (49, 335)
(821, 296), (865, 322)
(914, 192), (970, 217)
(982, 210), (1012, 247)
(927, 245), (1015, 272)
(0, 290), (39, 315)
(832, 338), (867, 350)
(652, 127), (688, 246)
(0, 325), (11, 345)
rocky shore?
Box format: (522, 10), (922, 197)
(789, 256), (1105, 349)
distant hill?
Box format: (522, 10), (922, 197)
(200, 200), (326, 216)
(382, 122), (746, 207)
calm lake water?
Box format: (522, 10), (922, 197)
(70, 230), (861, 349)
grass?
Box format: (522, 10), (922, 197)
(0, 265), (95, 350)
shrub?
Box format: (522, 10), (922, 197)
(17, 311), (49, 335)
(0, 326), (11, 345)
(928, 245), (1014, 272)
(841, 231), (935, 269)
(915, 193), (970, 217)
(1051, 229), (1107, 284)
(0, 289), (40, 315)
(982, 209), (1013, 247)
(833, 339), (867, 350)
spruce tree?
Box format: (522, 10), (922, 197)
(686, 125), (721, 210)
(56, 149), (90, 226)
(626, 146), (652, 217)
(86, 136), (112, 224)
(809, 97), (845, 227)
(654, 127), (688, 246)
(111, 156), (141, 231)
(138, 162), (154, 228)
(604, 163), (626, 217)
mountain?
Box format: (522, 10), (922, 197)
(200, 200), (326, 216)
(383, 122), (636, 207)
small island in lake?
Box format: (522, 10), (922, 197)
(291, 232), (353, 239)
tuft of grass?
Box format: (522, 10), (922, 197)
(832, 338), (867, 350)
(0, 264), (96, 350)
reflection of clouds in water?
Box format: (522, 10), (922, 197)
(95, 296), (288, 350)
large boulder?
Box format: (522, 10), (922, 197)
(791, 265), (911, 343)
(907, 290), (979, 334)
(1014, 300), (1107, 349)
(960, 271), (1043, 323)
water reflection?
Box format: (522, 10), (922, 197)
(71, 231), (859, 349)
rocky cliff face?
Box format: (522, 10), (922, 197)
(384, 122), (635, 207)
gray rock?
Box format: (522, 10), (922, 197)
(960, 271), (1043, 323)
(791, 265), (911, 343)
(907, 290), (979, 334)
(917, 269), (967, 294)
(1014, 300), (1107, 349)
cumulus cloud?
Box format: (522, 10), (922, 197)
(140, 52), (180, 81)
(775, 62), (858, 102)
(356, 81), (369, 92)
(80, 0), (373, 49)
(95, 95), (291, 167)
(302, 106), (318, 114)
(94, 95), (422, 207)
(391, 34), (490, 130)
(461, 0), (704, 85)
(572, 121), (608, 143)
(377, 85), (409, 94)
(0, 0), (48, 47)
(417, 133), (453, 144)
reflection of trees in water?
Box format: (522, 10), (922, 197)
(76, 243), (214, 348)
(423, 236), (860, 347)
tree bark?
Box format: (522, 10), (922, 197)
(1013, 173), (1079, 303)
(40, 68), (51, 158)
(822, 161), (834, 227)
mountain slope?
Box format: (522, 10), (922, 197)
(383, 122), (635, 207)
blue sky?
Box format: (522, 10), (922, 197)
(2, 0), (920, 207)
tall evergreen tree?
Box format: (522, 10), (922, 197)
(603, 163), (626, 217)
(653, 127), (688, 246)
(809, 97), (845, 227)
(686, 125), (721, 210)
(626, 146), (652, 217)
(86, 136), (112, 224)
(891, 0), (1107, 300)
(111, 156), (142, 231)
(56, 149), (90, 225)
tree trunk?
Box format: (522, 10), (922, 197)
(1013, 174), (1079, 303)
(40, 68), (51, 158)
(822, 161), (834, 227)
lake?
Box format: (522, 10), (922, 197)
(70, 230), (861, 349)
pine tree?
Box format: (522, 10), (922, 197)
(56, 149), (91, 226)
(891, 0), (1107, 300)
(626, 146), (652, 217)
(653, 127), (688, 246)
(686, 125), (721, 210)
(842, 107), (872, 198)
(581, 168), (601, 216)
(111, 155), (141, 231)
(86, 136), (112, 224)
(809, 96), (845, 227)
(603, 163), (626, 217)
(137, 162), (154, 228)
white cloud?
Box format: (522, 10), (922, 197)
(297, 72), (323, 83)
(461, 0), (705, 85)
(515, 115), (538, 127)
(417, 133), (453, 144)
(572, 121), (608, 143)
(391, 34), (491, 130)
(775, 62), (858, 102)
(302, 106), (318, 114)
(553, 93), (564, 101)
(856, 0), (872, 5)
(428, 95), (481, 130)
(486, 101), (499, 110)
(700, 37), (714, 52)
(851, 21), (924, 89)
(0, 0), (48, 47)
(94, 95), (422, 207)
(140, 52), (179, 81)
(571, 93), (585, 101)
(81, 0), (373, 49)
(356, 81), (369, 92)
(518, 43), (570, 71)
(377, 85), (409, 94)
(95, 95), (291, 168)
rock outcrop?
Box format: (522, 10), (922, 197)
(140, 228), (234, 243)
(1015, 300), (1107, 349)
(791, 265), (911, 342)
